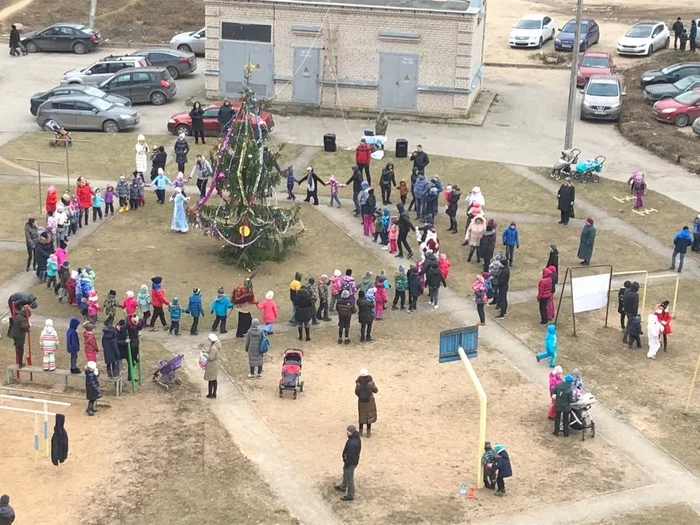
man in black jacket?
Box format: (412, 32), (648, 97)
(335, 425), (361, 501)
(395, 203), (415, 259)
(346, 165), (363, 216)
(622, 281), (640, 343)
(495, 260), (510, 319)
(557, 178), (575, 225)
(673, 18), (684, 50)
(410, 145), (430, 176)
(9, 25), (21, 57)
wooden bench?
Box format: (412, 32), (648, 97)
(5, 365), (122, 396)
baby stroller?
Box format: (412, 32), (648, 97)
(574, 156), (605, 184)
(279, 349), (304, 399)
(550, 148), (581, 180)
(43, 119), (72, 147)
(152, 354), (184, 390)
(569, 392), (597, 440)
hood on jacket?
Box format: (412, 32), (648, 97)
(54, 413), (66, 431)
(542, 267), (552, 278)
(473, 215), (485, 225)
(397, 203), (405, 213)
(631, 282), (640, 292)
(547, 324), (556, 335)
(69, 317), (81, 330)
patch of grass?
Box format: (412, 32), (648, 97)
(594, 504), (700, 525)
(501, 280), (700, 475)
(0, 250), (27, 283)
(0, 183), (47, 240)
(308, 149), (556, 215)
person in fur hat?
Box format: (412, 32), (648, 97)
(39, 319), (59, 371)
(355, 368), (378, 437)
(84, 361), (102, 416)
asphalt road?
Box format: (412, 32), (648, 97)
(0, 47), (205, 141)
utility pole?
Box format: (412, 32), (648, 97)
(564, 0), (584, 149)
(89, 0), (97, 28)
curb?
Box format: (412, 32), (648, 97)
(485, 61), (571, 71)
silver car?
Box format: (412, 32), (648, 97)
(580, 75), (624, 122)
(36, 95), (140, 133)
(169, 27), (205, 55)
(61, 55), (150, 86)
(693, 115), (700, 136)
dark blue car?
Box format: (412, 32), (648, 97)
(555, 18), (600, 52)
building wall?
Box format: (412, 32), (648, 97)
(204, 0), (484, 117)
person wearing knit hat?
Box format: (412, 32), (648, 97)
(168, 297), (182, 336)
(185, 287), (204, 336)
(149, 276), (170, 330)
(355, 368), (378, 437)
(210, 287), (233, 334)
(392, 264), (407, 310)
(255, 290), (279, 334)
(121, 290), (138, 319)
(203, 333), (221, 399)
(335, 424), (361, 501)
(85, 360), (102, 416)
(317, 274), (331, 322)
(492, 444), (512, 496)
(329, 269), (343, 312)
(39, 319), (59, 371)
(553, 373), (574, 437)
(137, 284), (152, 326)
(87, 290), (102, 324)
(481, 441), (497, 490)
(336, 289), (355, 345)
(577, 217), (596, 265)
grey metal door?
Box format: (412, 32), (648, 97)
(219, 41), (274, 99)
(292, 48), (320, 104)
(378, 52), (418, 111)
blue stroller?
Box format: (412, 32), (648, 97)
(574, 156), (605, 183)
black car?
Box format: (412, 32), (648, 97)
(98, 67), (177, 105)
(21, 23), (103, 54)
(30, 85), (131, 116)
(128, 48), (197, 80)
(640, 62), (700, 87)
(643, 75), (700, 103)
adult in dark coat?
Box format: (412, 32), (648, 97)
(409, 145), (430, 176)
(395, 203), (415, 258)
(421, 251), (446, 307)
(101, 320), (120, 378)
(10, 306), (31, 368)
(546, 244), (559, 273)
(217, 99), (235, 130)
(298, 167), (326, 206)
(479, 225), (496, 272)
(355, 369), (378, 436)
(34, 232), (54, 282)
(9, 25), (21, 56)
(496, 260), (510, 319)
(672, 17), (684, 49)
(174, 134), (190, 173)
(335, 425), (361, 501)
(0, 494), (16, 524)
(346, 165), (364, 216)
(150, 146), (167, 181)
(294, 287), (314, 341)
(577, 218), (596, 265)
(189, 101), (206, 145)
(336, 290), (356, 344)
(379, 162), (397, 205)
(7, 292), (37, 336)
(50, 413), (69, 466)
(617, 280), (632, 330)
(557, 179), (576, 225)
(357, 291), (375, 342)
(553, 375), (574, 437)
(622, 281), (640, 343)
(24, 217), (38, 271)
(446, 185), (461, 233)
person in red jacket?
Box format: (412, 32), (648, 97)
(45, 185), (58, 214)
(655, 300), (672, 352)
(75, 177), (95, 228)
(536, 267), (553, 325)
(355, 139), (372, 185)
(149, 276), (170, 330)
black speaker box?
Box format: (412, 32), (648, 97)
(395, 139), (408, 158)
(323, 133), (337, 153)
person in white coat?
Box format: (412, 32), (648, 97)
(134, 134), (150, 181)
(465, 186), (486, 208)
(646, 312), (662, 359)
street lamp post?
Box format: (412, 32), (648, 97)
(564, 0), (585, 150)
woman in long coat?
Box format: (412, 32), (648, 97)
(170, 188), (189, 233)
(245, 318), (264, 378)
(134, 134), (149, 179)
(174, 133), (190, 173)
(203, 333), (220, 399)
(577, 218), (596, 265)
(355, 368), (378, 437)
(557, 178), (575, 225)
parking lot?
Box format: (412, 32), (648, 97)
(0, 47), (205, 141)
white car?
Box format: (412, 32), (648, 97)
(509, 14), (556, 48)
(617, 21), (670, 56)
(169, 28), (206, 55)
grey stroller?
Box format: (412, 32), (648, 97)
(152, 354), (184, 390)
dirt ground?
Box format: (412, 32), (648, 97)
(617, 51), (700, 172)
(500, 280), (700, 476)
(214, 314), (647, 524)
(0, 340), (293, 525)
(595, 504), (700, 524)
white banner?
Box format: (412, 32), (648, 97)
(571, 273), (610, 313)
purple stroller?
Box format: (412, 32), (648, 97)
(152, 354), (185, 390)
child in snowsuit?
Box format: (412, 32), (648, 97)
(82, 265), (96, 288)
(116, 175), (130, 212)
(66, 317), (81, 373)
(87, 290), (101, 323)
(392, 265), (408, 310)
(103, 185), (116, 216)
(439, 253), (451, 281)
(168, 297), (182, 335)
(316, 275), (330, 321)
(40, 319), (59, 371)
(83, 322), (98, 363)
(473, 275), (488, 325)
(211, 287), (233, 334)
(328, 175), (344, 208)
(66, 270), (78, 305)
(137, 284), (152, 326)
(373, 212), (383, 243)
(85, 361), (102, 416)
(46, 254), (58, 290)
(388, 218), (398, 254)
(628, 314), (643, 348)
(185, 288), (204, 335)
(407, 265), (422, 312)
(380, 208), (391, 248)
(329, 269), (343, 312)
(493, 444), (512, 496)
(255, 291), (278, 334)
(286, 167), (298, 200)
(374, 276), (388, 320)
(103, 289), (117, 324)
(57, 261), (70, 300)
(536, 324), (558, 367)
(129, 178), (140, 210)
(482, 442), (497, 489)
(92, 189), (103, 221)
(122, 291), (138, 318)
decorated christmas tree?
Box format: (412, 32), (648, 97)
(189, 63), (301, 268)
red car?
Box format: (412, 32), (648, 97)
(652, 89), (700, 127)
(167, 101), (274, 137)
(577, 51), (614, 88)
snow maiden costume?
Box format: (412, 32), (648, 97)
(170, 187), (189, 233)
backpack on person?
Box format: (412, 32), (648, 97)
(259, 331), (270, 354)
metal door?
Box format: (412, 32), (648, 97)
(378, 52), (418, 111)
(291, 48), (320, 104)
(219, 41), (274, 99)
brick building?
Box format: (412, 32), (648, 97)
(203, 0), (486, 118)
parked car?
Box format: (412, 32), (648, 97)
(166, 101), (275, 136)
(30, 84), (131, 116)
(580, 75), (624, 122)
(577, 51), (614, 87)
(643, 75), (700, 103)
(128, 48), (197, 80)
(61, 55), (151, 86)
(555, 18), (600, 52)
(169, 28), (206, 55)
(36, 95), (140, 133)
(652, 89), (700, 127)
(508, 14), (556, 48)
(692, 114), (700, 135)
(21, 23), (103, 54)
(641, 62), (700, 87)
(616, 21), (670, 56)
(98, 67), (177, 105)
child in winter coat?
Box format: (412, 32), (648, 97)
(85, 361), (102, 416)
(502, 222), (520, 266)
(392, 265), (408, 310)
(388, 218), (399, 254)
(328, 175), (344, 208)
(168, 297), (182, 335)
(68, 197), (80, 235)
(103, 185), (116, 216)
(373, 212), (383, 243)
(129, 178), (140, 210)
(647, 311), (663, 359)
(66, 270), (78, 305)
(438, 253), (451, 281)
(407, 265), (422, 312)
(46, 185), (58, 213)
(379, 208), (391, 248)
(82, 265), (96, 288)
(57, 261), (70, 300)
(40, 319), (59, 371)
(185, 288), (204, 335)
(92, 189), (103, 221)
(103, 289), (117, 323)
(116, 175), (130, 212)
(536, 324), (558, 367)
(374, 276), (388, 319)
(83, 322), (98, 363)
(87, 290), (101, 323)
(256, 291), (279, 333)
(398, 179), (409, 205)
(121, 291), (138, 318)
(211, 288), (233, 334)
(316, 275), (330, 321)
(286, 167), (298, 200)
(493, 444), (512, 496)
(329, 269), (343, 312)
(473, 275), (488, 325)
(46, 254), (58, 290)
(137, 284), (152, 325)
(627, 315), (642, 348)
(66, 317), (81, 373)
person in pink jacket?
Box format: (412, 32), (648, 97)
(548, 365), (563, 419)
(256, 291), (278, 334)
(374, 276), (388, 320)
(122, 291), (138, 317)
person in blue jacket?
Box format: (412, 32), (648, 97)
(185, 288), (204, 336)
(671, 225), (693, 273)
(211, 287), (233, 334)
(536, 324), (558, 367)
(413, 174), (430, 221)
(66, 317), (81, 374)
(493, 443), (512, 496)
(168, 297), (182, 336)
(502, 222), (520, 266)
(152, 168), (172, 205)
